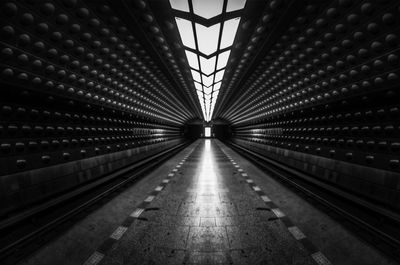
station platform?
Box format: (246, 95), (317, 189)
(19, 140), (395, 265)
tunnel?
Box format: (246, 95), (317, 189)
(0, 0), (400, 264)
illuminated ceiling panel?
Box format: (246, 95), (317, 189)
(185, 50), (199, 70)
(204, 85), (213, 94)
(213, 82), (221, 91)
(216, 50), (230, 70)
(196, 23), (220, 55)
(194, 82), (202, 91)
(170, 0), (190, 12)
(199, 56), (216, 75)
(175, 18), (196, 49)
(170, 0), (246, 122)
(191, 69), (201, 82)
(202, 74), (214, 87)
(192, 0), (223, 19)
(215, 69), (225, 83)
(226, 0), (246, 12)
(212, 90), (220, 98)
(220, 18), (241, 49)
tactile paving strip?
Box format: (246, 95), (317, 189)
(216, 142), (332, 265)
(82, 145), (198, 265)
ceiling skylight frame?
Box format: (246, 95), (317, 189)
(170, 0), (246, 122)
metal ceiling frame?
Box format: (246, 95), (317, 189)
(171, 0), (246, 122)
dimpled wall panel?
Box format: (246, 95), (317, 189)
(215, 0), (400, 210)
(0, 0), (198, 214)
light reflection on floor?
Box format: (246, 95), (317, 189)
(95, 139), (316, 264)
(197, 139), (220, 206)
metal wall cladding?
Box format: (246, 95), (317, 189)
(0, 1), (188, 213)
(225, 0), (400, 208)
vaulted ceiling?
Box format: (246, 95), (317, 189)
(104, 0), (274, 124)
(12, 0), (388, 127)
(123, 0), (317, 125)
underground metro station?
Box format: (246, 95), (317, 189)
(0, 0), (400, 264)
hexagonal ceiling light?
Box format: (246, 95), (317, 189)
(169, 0), (246, 122)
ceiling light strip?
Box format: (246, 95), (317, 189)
(171, 0), (246, 121)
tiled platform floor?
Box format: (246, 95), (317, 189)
(19, 140), (396, 265)
(98, 140), (315, 265)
